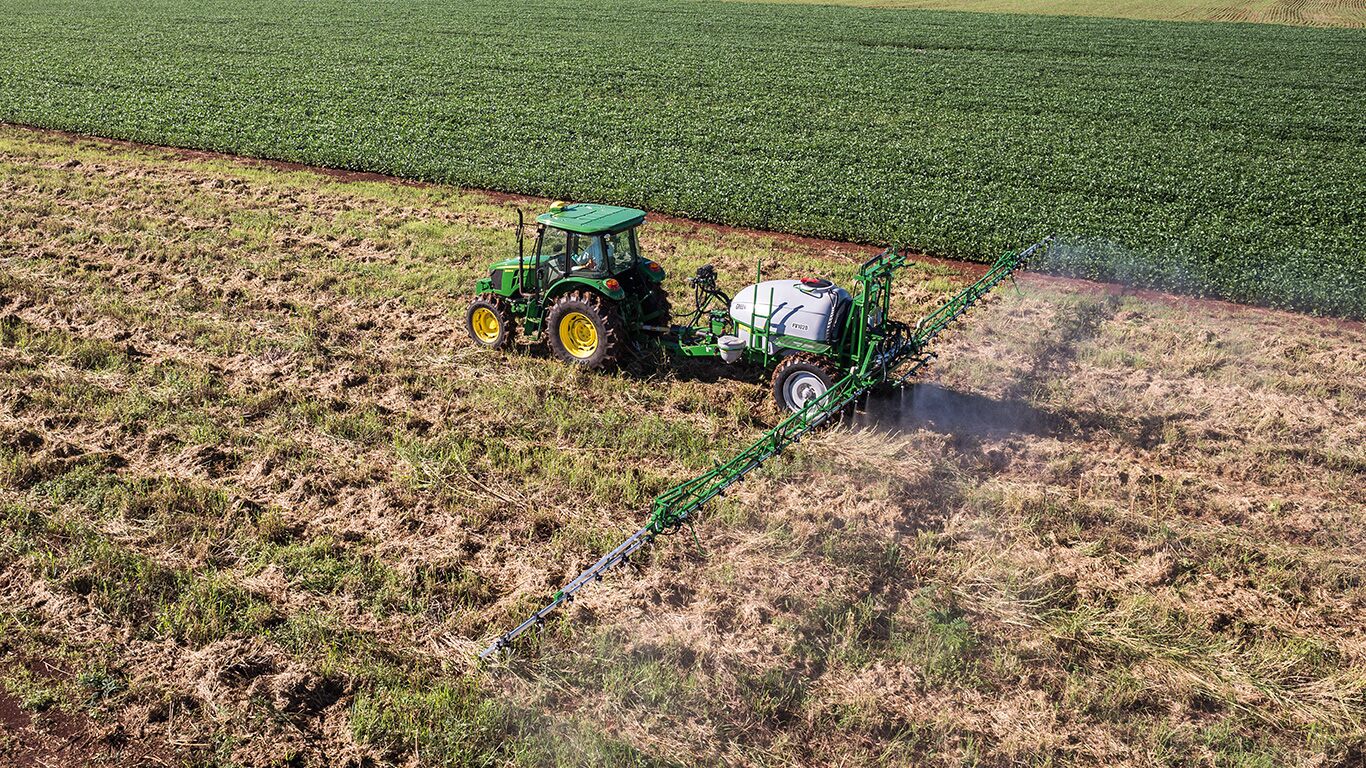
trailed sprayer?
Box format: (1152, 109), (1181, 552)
(468, 202), (1050, 658)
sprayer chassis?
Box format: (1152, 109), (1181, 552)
(665, 250), (907, 372)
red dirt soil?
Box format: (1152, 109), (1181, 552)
(0, 686), (97, 768)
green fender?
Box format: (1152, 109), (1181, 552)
(637, 260), (667, 285)
(544, 276), (626, 303)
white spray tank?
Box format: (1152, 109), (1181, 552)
(728, 278), (851, 354)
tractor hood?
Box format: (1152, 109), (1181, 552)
(489, 253), (556, 271)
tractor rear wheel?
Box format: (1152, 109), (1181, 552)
(467, 294), (515, 349)
(546, 290), (626, 370)
(771, 353), (840, 413)
(640, 285), (672, 331)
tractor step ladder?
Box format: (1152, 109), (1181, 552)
(741, 277), (780, 365)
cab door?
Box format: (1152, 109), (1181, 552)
(531, 225), (571, 291)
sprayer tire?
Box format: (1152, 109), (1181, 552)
(466, 294), (516, 350)
(546, 290), (626, 370)
(770, 353), (841, 414)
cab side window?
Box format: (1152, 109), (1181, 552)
(540, 227), (568, 259)
(605, 230), (635, 264)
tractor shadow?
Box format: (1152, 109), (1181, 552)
(515, 339), (760, 386)
(621, 345), (766, 386)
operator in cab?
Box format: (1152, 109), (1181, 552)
(571, 235), (605, 272)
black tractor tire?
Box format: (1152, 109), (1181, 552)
(770, 353), (841, 414)
(466, 294), (515, 350)
(640, 284), (672, 331)
(546, 290), (626, 370)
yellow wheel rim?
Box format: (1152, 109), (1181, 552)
(471, 307), (501, 344)
(558, 311), (598, 359)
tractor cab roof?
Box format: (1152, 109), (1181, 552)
(536, 203), (645, 235)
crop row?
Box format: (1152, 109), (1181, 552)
(1, 0), (1363, 316)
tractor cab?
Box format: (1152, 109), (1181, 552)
(533, 203), (644, 280)
(467, 202), (671, 369)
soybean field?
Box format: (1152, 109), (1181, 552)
(1, 0), (1364, 316)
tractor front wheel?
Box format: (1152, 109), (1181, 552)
(546, 290), (626, 370)
(466, 295), (515, 349)
(771, 354), (839, 413)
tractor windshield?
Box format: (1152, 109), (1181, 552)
(568, 233), (606, 274)
(540, 227), (569, 263)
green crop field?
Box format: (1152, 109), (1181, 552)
(740, 0), (1366, 27)
(2, 0), (1363, 317)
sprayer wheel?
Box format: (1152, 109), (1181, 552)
(770, 353), (842, 414)
(546, 289), (627, 370)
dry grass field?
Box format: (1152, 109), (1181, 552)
(1, 124), (1363, 766)
(745, 0), (1366, 26)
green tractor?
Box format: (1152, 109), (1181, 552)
(466, 201), (670, 369)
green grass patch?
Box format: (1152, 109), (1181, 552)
(350, 678), (511, 767)
(2, 497), (270, 647)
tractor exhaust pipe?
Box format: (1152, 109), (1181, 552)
(516, 209), (525, 261)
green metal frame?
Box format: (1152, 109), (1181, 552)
(479, 237), (1052, 661)
(662, 245), (912, 372)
